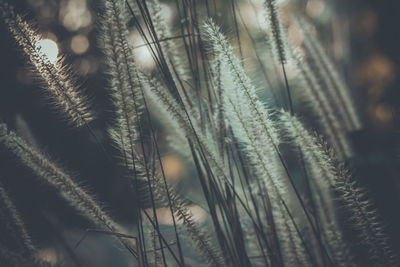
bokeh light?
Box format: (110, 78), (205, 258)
(374, 103), (393, 123)
(70, 34), (89, 55)
(36, 248), (58, 265)
(162, 154), (183, 183)
(59, 0), (92, 31)
(306, 0), (325, 19)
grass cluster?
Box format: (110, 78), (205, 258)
(0, 0), (397, 266)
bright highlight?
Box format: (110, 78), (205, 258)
(36, 39), (59, 64)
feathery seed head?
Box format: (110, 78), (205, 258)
(263, 0), (287, 64)
(0, 2), (95, 128)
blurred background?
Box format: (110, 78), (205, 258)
(0, 0), (399, 265)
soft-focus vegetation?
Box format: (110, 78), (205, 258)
(0, 0), (399, 266)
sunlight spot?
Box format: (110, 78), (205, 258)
(36, 39), (59, 64)
(128, 30), (156, 71)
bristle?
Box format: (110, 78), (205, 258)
(0, 1), (94, 128)
(99, 0), (143, 172)
(202, 19), (313, 266)
(263, 0), (287, 64)
(0, 183), (39, 266)
(0, 0), (389, 266)
(281, 111), (397, 266)
(289, 44), (353, 159)
(294, 16), (361, 131)
(149, 171), (226, 266)
(0, 123), (137, 257)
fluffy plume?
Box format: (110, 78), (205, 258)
(293, 16), (361, 131)
(202, 19), (311, 266)
(149, 171), (226, 267)
(0, 0), (390, 266)
(144, 0), (189, 81)
(142, 75), (190, 158)
(306, 173), (356, 267)
(142, 75), (224, 179)
(0, 1), (94, 128)
(280, 111), (398, 266)
(209, 57), (227, 157)
(290, 44), (354, 159)
(99, 0), (144, 171)
(142, 72), (264, 266)
(0, 183), (43, 266)
(263, 0), (287, 64)
(0, 123), (137, 257)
